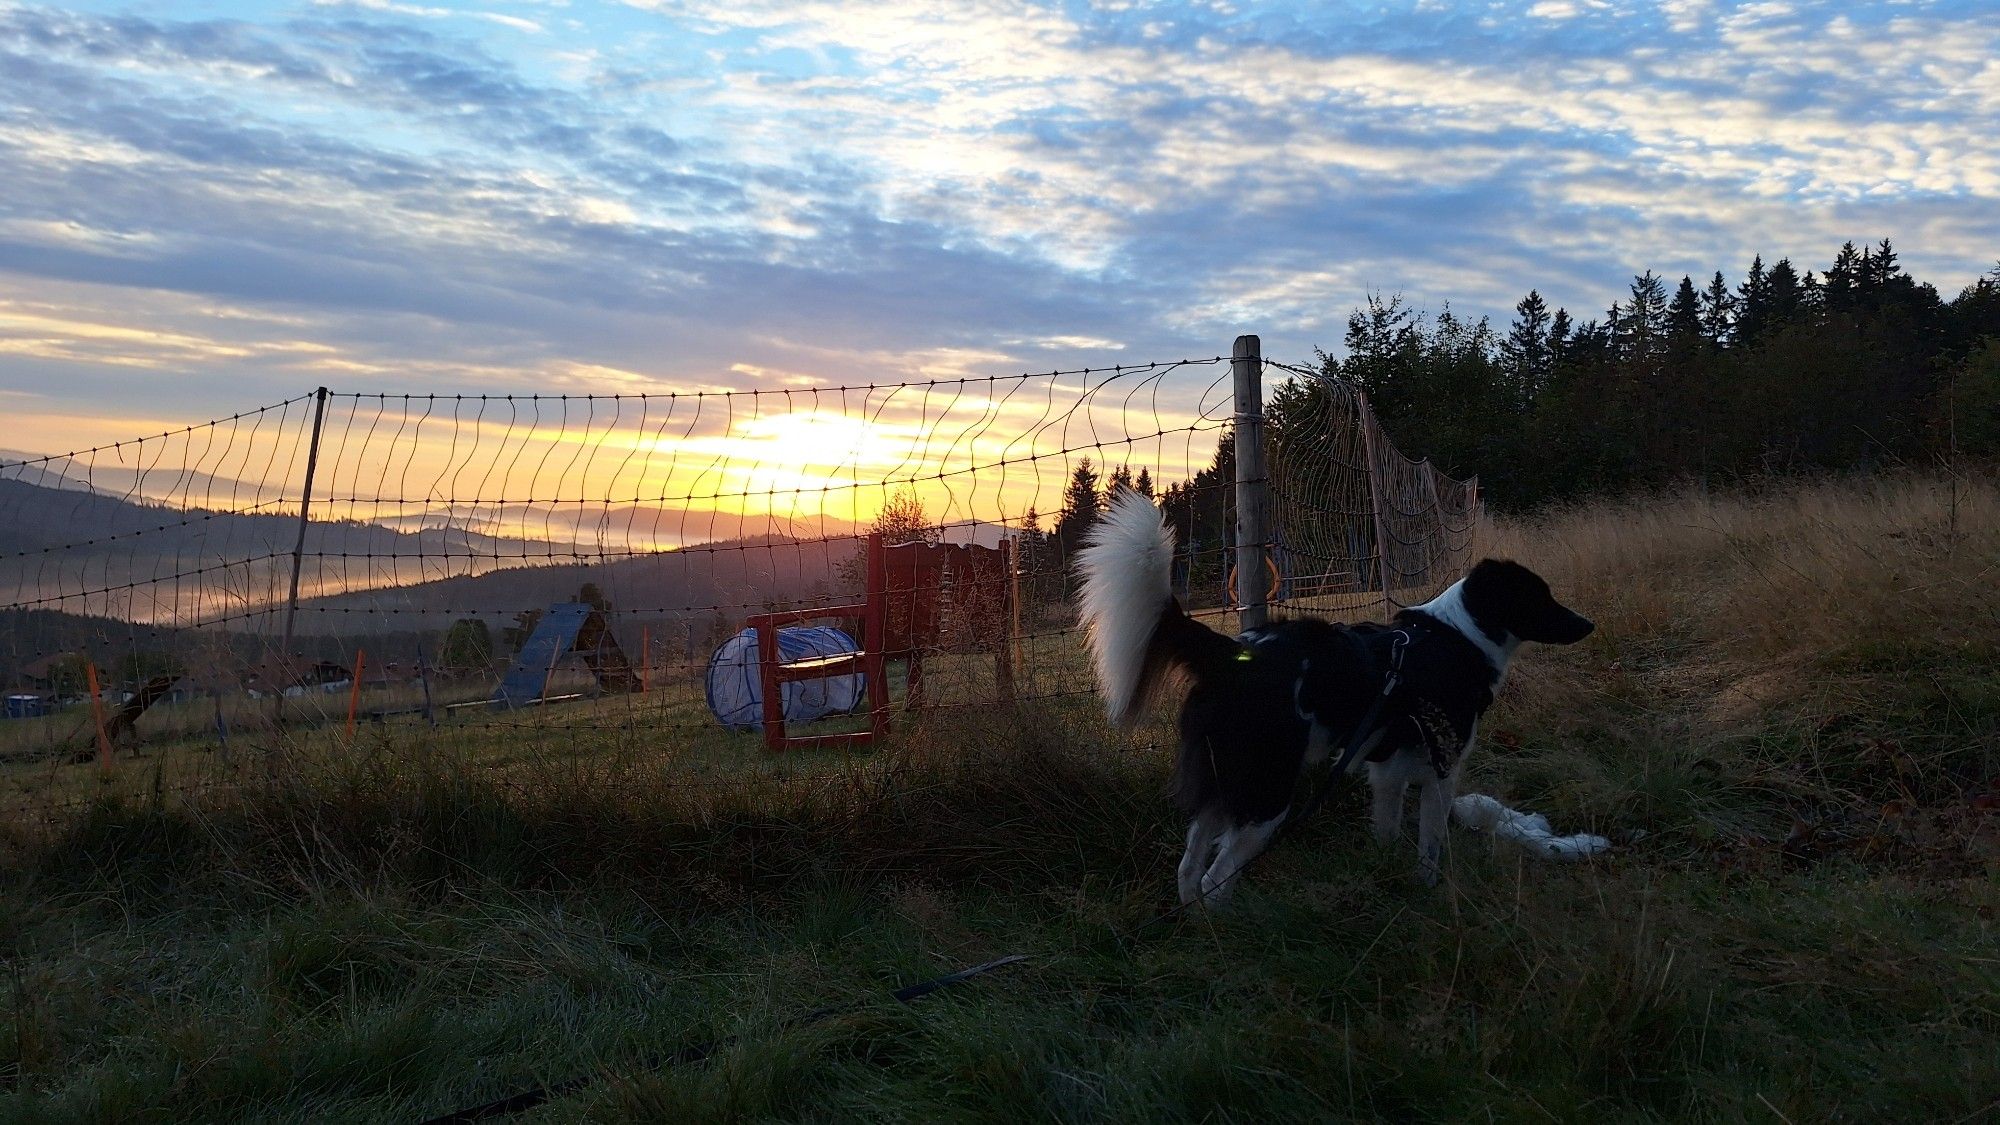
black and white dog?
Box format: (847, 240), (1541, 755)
(1077, 490), (1593, 904)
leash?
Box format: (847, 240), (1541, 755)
(417, 954), (1029, 1123)
(1320, 628), (1409, 784)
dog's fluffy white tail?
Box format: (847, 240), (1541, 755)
(1076, 489), (1176, 726)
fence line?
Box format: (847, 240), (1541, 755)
(1, 342), (1477, 818)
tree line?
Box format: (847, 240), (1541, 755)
(1322, 240), (2000, 509)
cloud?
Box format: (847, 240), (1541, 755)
(315, 1), (546, 35)
(0, 0), (1993, 459)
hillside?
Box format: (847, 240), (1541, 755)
(0, 475), (565, 618)
(1, 532), (870, 686)
(292, 521), (1013, 625)
(0, 471), (878, 628)
(293, 534), (867, 639)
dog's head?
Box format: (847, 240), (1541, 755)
(1461, 559), (1594, 646)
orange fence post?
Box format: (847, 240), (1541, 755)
(347, 649), (366, 738)
(86, 661), (113, 768)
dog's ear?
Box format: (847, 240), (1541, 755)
(1465, 559), (1594, 645)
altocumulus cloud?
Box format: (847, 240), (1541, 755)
(0, 0), (1994, 447)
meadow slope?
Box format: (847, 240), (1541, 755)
(2, 474), (1996, 1123)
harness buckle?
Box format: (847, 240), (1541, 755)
(1382, 629), (1411, 696)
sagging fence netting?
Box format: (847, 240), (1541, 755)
(1, 351), (1477, 819)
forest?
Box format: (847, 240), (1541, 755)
(1324, 239), (2000, 509)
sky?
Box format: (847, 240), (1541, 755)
(2, 0), (1997, 459)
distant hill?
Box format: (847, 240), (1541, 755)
(0, 449), (289, 515)
(367, 502), (868, 552)
(295, 534), (866, 629)
(0, 475), (568, 621)
(4, 509), (1023, 688)
(0, 471), (883, 625)
(1, 533), (873, 688)
(294, 520), (1018, 626)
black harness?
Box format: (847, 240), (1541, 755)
(1338, 618), (1485, 769)
(1322, 626), (1411, 780)
(1285, 615), (1486, 836)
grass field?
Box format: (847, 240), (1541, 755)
(3, 473), (1997, 1122)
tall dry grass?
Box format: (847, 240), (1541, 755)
(1486, 472), (1996, 667)
(1476, 471), (1999, 821)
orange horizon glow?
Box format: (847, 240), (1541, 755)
(3, 386), (1229, 551)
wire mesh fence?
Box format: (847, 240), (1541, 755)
(2, 347), (1477, 821)
(1262, 359), (1479, 615)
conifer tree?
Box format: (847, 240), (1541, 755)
(1502, 290), (1555, 408)
(1700, 271), (1735, 345)
(1053, 458), (1103, 553)
(1017, 506), (1050, 601)
(1571, 316), (1613, 363)
(1826, 241), (1862, 308)
(1866, 239), (1900, 288)
(1620, 271), (1667, 360)
(1667, 276), (1703, 344)
(1338, 293), (1423, 420)
(1765, 258), (1803, 328)
(1736, 255), (1770, 344)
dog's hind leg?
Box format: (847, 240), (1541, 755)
(1177, 810), (1226, 905)
(1199, 812), (1287, 907)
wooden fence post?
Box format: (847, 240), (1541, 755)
(86, 660), (113, 768)
(346, 649), (365, 738)
(417, 646), (437, 728)
(1232, 334), (1270, 631)
(212, 690), (231, 765)
(1357, 389), (1395, 618)
(276, 386), (330, 733)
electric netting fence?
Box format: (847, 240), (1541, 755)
(1, 343), (1476, 820)
(1263, 360), (1480, 612)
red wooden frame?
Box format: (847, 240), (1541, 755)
(746, 534), (1016, 751)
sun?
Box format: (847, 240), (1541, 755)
(693, 411), (913, 514)
(739, 411), (897, 470)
